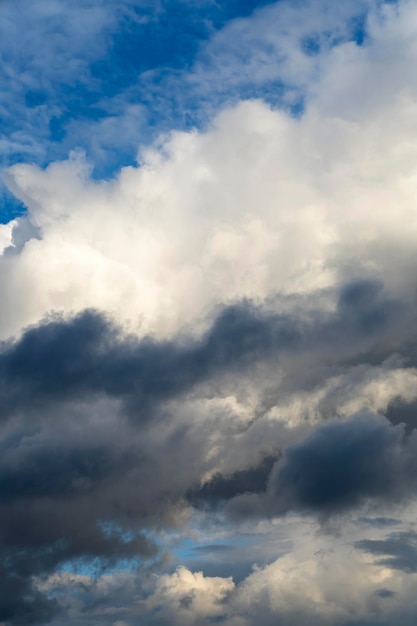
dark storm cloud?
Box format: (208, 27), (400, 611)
(187, 455), (278, 508)
(385, 398), (417, 432)
(0, 277), (409, 424)
(0, 299), (289, 623)
(0, 298), (301, 623)
(0, 303), (300, 422)
(356, 532), (417, 573)
(0, 575), (57, 626)
(0, 301), (293, 623)
(0, 277), (417, 622)
(225, 414), (417, 519)
(272, 413), (405, 513)
(0, 432), (156, 623)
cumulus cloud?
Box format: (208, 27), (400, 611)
(42, 518), (417, 626)
(270, 413), (411, 514)
(148, 566), (235, 625)
(2, 0), (417, 624)
(2, 2), (417, 340)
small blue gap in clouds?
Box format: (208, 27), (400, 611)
(350, 11), (369, 46)
(0, 189), (27, 224)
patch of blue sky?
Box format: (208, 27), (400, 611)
(173, 534), (236, 562)
(54, 522), (157, 578)
(350, 11), (369, 46)
(165, 514), (294, 583)
(0, 191), (26, 225)
(56, 555), (142, 579)
(53, 515), (294, 585)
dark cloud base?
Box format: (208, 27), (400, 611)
(0, 278), (408, 421)
(1, 278), (417, 622)
(356, 532), (417, 574)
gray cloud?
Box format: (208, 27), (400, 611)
(356, 532), (417, 574)
(271, 413), (408, 514)
(0, 277), (410, 423)
(0, 303), (299, 422)
(224, 413), (417, 520)
(0, 276), (416, 622)
(187, 455), (278, 509)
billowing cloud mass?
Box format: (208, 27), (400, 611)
(2, 0), (417, 624)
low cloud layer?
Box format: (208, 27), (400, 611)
(1, 284), (417, 620)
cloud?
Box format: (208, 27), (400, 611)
(0, 0), (119, 160)
(2, 0), (417, 340)
(217, 413), (417, 520)
(2, 0), (353, 187)
(70, 519), (415, 626)
(356, 532), (417, 574)
(0, 277), (416, 430)
(148, 566), (235, 625)
(271, 413), (408, 514)
(189, 0), (369, 107)
(187, 455), (278, 508)
(0, 302), (298, 422)
(0, 287), (417, 620)
(3, 0), (417, 623)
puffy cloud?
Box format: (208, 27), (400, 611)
(271, 414), (410, 514)
(1, 290), (417, 620)
(3, 0), (417, 624)
(148, 566), (235, 625)
(2, 3), (417, 340)
(92, 519), (417, 626)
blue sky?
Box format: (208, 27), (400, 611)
(5, 0), (417, 625)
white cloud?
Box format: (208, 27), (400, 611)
(148, 566), (235, 624)
(2, 1), (417, 341)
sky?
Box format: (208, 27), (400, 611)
(3, 0), (417, 624)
